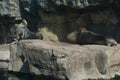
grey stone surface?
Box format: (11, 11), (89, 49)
(0, 0), (20, 17)
(0, 45), (10, 68)
(9, 40), (120, 80)
(29, 0), (118, 11)
(0, 0), (120, 44)
(0, 51), (10, 60)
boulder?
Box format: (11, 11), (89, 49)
(9, 40), (120, 80)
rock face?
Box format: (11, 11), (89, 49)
(0, 0), (20, 44)
(1, 0), (120, 44)
(9, 40), (120, 80)
(22, 0), (120, 42)
(0, 45), (10, 80)
(0, 0), (20, 17)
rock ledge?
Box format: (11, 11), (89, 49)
(9, 40), (120, 80)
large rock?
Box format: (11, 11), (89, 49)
(9, 40), (120, 80)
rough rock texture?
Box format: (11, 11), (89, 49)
(0, 0), (20, 44)
(1, 0), (120, 44)
(0, 0), (20, 17)
(23, 0), (120, 11)
(0, 0), (119, 16)
(18, 0), (120, 43)
(9, 40), (120, 80)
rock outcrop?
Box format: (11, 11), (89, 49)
(9, 40), (120, 80)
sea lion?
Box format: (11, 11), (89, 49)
(67, 28), (117, 46)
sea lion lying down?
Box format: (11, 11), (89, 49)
(67, 28), (117, 46)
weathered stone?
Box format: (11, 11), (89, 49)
(9, 40), (120, 80)
(1, 0), (120, 43)
(0, 44), (10, 68)
(0, 45), (10, 80)
(0, 0), (20, 17)
(8, 41), (30, 80)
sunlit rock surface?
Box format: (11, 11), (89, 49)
(0, 0), (20, 17)
(9, 40), (120, 80)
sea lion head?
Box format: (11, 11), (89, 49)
(78, 28), (86, 32)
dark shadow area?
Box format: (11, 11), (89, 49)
(8, 70), (69, 80)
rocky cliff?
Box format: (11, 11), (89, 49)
(0, 0), (120, 43)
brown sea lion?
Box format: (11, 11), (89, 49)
(67, 28), (117, 46)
